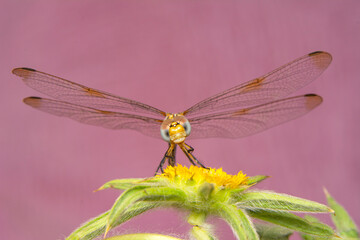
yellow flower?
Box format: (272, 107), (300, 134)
(158, 164), (249, 189)
(68, 165), (335, 240)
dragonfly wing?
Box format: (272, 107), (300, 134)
(23, 97), (163, 139)
(184, 51), (331, 117)
(187, 94), (322, 139)
(13, 68), (166, 117)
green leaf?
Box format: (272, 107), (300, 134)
(248, 209), (334, 237)
(111, 202), (159, 227)
(217, 204), (259, 240)
(236, 191), (332, 213)
(106, 186), (186, 233)
(254, 222), (293, 240)
(106, 186), (153, 233)
(299, 216), (337, 240)
(300, 234), (322, 240)
(67, 202), (158, 240)
(66, 211), (109, 240)
(104, 233), (183, 240)
(324, 188), (359, 238)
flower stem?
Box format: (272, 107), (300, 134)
(188, 212), (216, 240)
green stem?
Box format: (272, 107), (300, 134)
(188, 212), (216, 240)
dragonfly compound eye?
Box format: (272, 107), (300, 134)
(160, 128), (171, 142)
(181, 120), (191, 136)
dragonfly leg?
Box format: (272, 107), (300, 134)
(183, 143), (194, 153)
(155, 143), (177, 175)
(168, 144), (177, 166)
(179, 142), (207, 168)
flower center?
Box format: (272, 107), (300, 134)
(159, 164), (249, 189)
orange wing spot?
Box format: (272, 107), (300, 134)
(84, 87), (105, 97)
(232, 108), (250, 116)
(23, 97), (42, 108)
(304, 94), (323, 110)
(241, 77), (265, 93)
(96, 109), (114, 115)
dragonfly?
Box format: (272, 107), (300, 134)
(13, 51), (332, 173)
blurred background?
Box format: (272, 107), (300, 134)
(1, 1), (359, 239)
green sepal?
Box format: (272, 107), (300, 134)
(229, 185), (252, 196)
(104, 233), (183, 240)
(236, 191), (332, 213)
(217, 204), (259, 240)
(247, 175), (269, 185)
(324, 188), (359, 238)
(139, 186), (187, 203)
(96, 178), (164, 191)
(254, 222), (293, 240)
(248, 209), (335, 237)
(198, 182), (215, 201)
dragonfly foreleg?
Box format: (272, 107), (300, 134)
(183, 142), (194, 153)
(179, 142), (207, 169)
(155, 143), (177, 175)
(168, 144), (177, 166)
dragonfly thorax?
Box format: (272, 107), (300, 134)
(160, 114), (191, 144)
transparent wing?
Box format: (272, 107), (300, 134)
(184, 51), (331, 117)
(187, 94), (322, 139)
(23, 97), (163, 139)
(13, 68), (166, 118)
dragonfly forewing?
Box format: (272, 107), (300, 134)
(183, 51), (331, 117)
(13, 68), (166, 118)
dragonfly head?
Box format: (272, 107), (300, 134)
(160, 114), (191, 144)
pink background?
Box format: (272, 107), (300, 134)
(1, 1), (359, 239)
